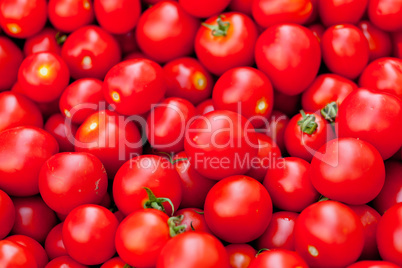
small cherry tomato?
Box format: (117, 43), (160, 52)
(263, 110), (289, 154)
(101, 257), (126, 268)
(249, 249), (308, 268)
(45, 223), (67, 260)
(309, 23), (325, 42)
(179, 0), (231, 18)
(0, 36), (23, 91)
(6, 235), (48, 268)
(44, 114), (77, 152)
(114, 30), (138, 54)
(347, 261), (400, 268)
(225, 244), (256, 268)
(0, 189), (14, 240)
(393, 31), (402, 58)
(46, 256), (88, 268)
(0, 240), (37, 268)
(318, 0), (367, 27)
(173, 208), (211, 233)
(23, 28), (61, 56)
(196, 99), (215, 115)
(358, 21), (392, 61)
(368, 0), (402, 31)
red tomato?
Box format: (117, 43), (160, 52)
(0, 126), (59, 196)
(45, 223), (67, 260)
(0, 36), (23, 91)
(0, 92), (43, 132)
(113, 30), (138, 54)
(23, 28), (61, 56)
(184, 110), (259, 180)
(368, 0), (402, 31)
(255, 24), (321, 95)
(75, 110), (143, 175)
(12, 196), (57, 243)
(173, 152), (216, 209)
(393, 31), (402, 58)
(196, 99), (215, 115)
(173, 208), (211, 233)
(136, 1), (199, 63)
(94, 0), (140, 34)
(115, 209), (170, 267)
(372, 161), (402, 214)
(263, 110), (289, 154)
(249, 249), (308, 268)
(337, 88), (402, 159)
(252, 0), (313, 28)
(204, 175), (272, 243)
(195, 12), (258, 76)
(164, 57), (213, 105)
(113, 155), (182, 216)
(301, 74), (357, 113)
(156, 232), (230, 268)
(103, 58), (166, 115)
(0, 0), (47, 38)
(46, 256), (88, 268)
(59, 78), (105, 124)
(48, 0), (94, 33)
(294, 200), (364, 267)
(0, 190), (14, 240)
(359, 57), (402, 99)
(61, 26), (121, 79)
(285, 111), (334, 162)
(18, 52), (70, 103)
(358, 21), (392, 61)
(63, 205), (118, 265)
(44, 114), (77, 152)
(6, 235), (48, 268)
(309, 23), (325, 42)
(318, 0), (367, 26)
(229, 0), (253, 15)
(0, 240), (37, 268)
(311, 138), (385, 205)
(179, 0), (231, 18)
(377, 203), (402, 265)
(321, 24), (369, 79)
(256, 211), (298, 251)
(347, 261), (400, 268)
(212, 67), (274, 128)
(101, 257), (125, 268)
(272, 90), (302, 117)
(225, 244), (256, 268)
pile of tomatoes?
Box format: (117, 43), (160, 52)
(1, 0), (402, 267)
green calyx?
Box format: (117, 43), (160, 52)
(320, 102), (338, 122)
(154, 151), (188, 165)
(55, 32), (67, 45)
(297, 110), (318, 135)
(143, 187), (175, 216)
(168, 215), (187, 237)
(123, 264), (134, 268)
(256, 248), (269, 256)
(202, 15), (230, 37)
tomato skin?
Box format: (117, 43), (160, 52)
(372, 161), (402, 214)
(321, 24), (369, 79)
(103, 59), (166, 116)
(377, 203), (402, 265)
(358, 21), (392, 61)
(147, 97), (196, 153)
(195, 12), (258, 76)
(0, 190), (14, 240)
(318, 0), (367, 27)
(225, 244), (256, 268)
(136, 1), (199, 63)
(249, 249), (308, 268)
(311, 138), (385, 205)
(0, 37), (23, 91)
(174, 208), (211, 233)
(359, 58), (402, 99)
(301, 74), (357, 112)
(204, 175), (272, 243)
(173, 152), (216, 209)
(114, 30), (138, 54)
(337, 88), (402, 159)
(212, 67), (274, 128)
(115, 209), (170, 267)
(196, 99), (215, 115)
(263, 110), (289, 154)
(229, 0), (253, 15)
(255, 24), (321, 95)
(347, 261), (400, 268)
(44, 114), (77, 152)
(0, 0), (47, 38)
(0, 240), (38, 268)
(23, 28), (61, 56)
(45, 223), (67, 260)
(100, 257), (125, 268)
(46, 256), (88, 268)
(0, 126), (59, 196)
(252, 0), (313, 28)
(156, 232), (230, 268)
(179, 0), (231, 18)
(368, 0), (402, 31)
(164, 57), (213, 105)
(309, 23), (325, 42)
(61, 26), (121, 80)
(6, 235), (48, 268)
(185, 110), (259, 180)
(0, 92), (43, 132)
(256, 211), (298, 251)
(294, 201), (364, 267)
(12, 196), (58, 243)
(113, 155), (182, 216)
(393, 31), (402, 58)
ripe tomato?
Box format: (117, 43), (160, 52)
(156, 232), (230, 268)
(273, 90), (302, 117)
(136, 1), (199, 63)
(46, 256), (88, 268)
(18, 52), (70, 103)
(309, 23), (325, 42)
(368, 0), (402, 31)
(61, 26), (121, 79)
(45, 223), (67, 260)
(212, 67), (274, 128)
(164, 57), (213, 105)
(347, 261), (400, 268)
(256, 211), (298, 251)
(393, 31), (402, 58)
(23, 28), (61, 56)
(173, 208), (211, 233)
(358, 21), (392, 61)
(0, 240), (37, 268)
(63, 205), (118, 265)
(195, 12), (258, 76)
(337, 88), (402, 159)
(114, 30), (138, 54)
(12, 196), (57, 243)
(263, 110), (289, 154)
(0, 190), (14, 240)
(204, 175), (272, 243)
(179, 0), (231, 18)
(0, 36), (23, 91)
(6, 235), (48, 268)
(318, 0), (367, 26)
(196, 99), (215, 115)
(115, 209), (170, 267)
(0, 126), (59, 196)
(294, 200), (364, 267)
(0, 0), (47, 38)
(249, 249), (308, 268)
(225, 244), (256, 268)
(184, 110), (258, 180)
(321, 24), (369, 79)
(101, 257), (125, 268)
(113, 155), (182, 216)
(255, 24), (321, 95)
(103, 58), (166, 115)
(311, 138), (385, 205)
(229, 0), (253, 15)
(377, 203), (402, 265)
(44, 114), (77, 152)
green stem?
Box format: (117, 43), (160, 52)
(256, 248), (269, 256)
(143, 187), (175, 216)
(297, 110), (318, 135)
(168, 215), (186, 237)
(55, 32), (67, 45)
(202, 15), (230, 37)
(321, 102), (338, 123)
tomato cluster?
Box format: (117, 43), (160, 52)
(0, 0), (402, 267)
